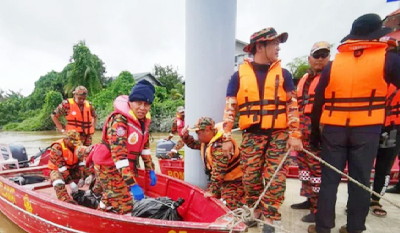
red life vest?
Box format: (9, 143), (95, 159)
(65, 98), (95, 135)
(176, 116), (185, 136)
(237, 60), (288, 130)
(320, 41), (388, 126)
(48, 139), (78, 170)
(297, 73), (320, 114)
(91, 95), (151, 166)
(385, 84), (400, 126)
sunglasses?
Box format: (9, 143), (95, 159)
(312, 52), (330, 59)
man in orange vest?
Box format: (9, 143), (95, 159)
(51, 86), (97, 146)
(291, 41), (331, 223)
(86, 80), (157, 215)
(166, 106), (185, 158)
(179, 117), (243, 210)
(222, 27), (303, 232)
(308, 14), (400, 233)
(48, 130), (86, 203)
(369, 22), (400, 217)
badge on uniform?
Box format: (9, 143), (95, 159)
(116, 127), (127, 137)
(128, 132), (139, 145)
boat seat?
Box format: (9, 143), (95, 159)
(0, 143), (20, 171)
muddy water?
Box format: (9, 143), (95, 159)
(0, 130), (170, 233)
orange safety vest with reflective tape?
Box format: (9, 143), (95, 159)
(385, 84), (400, 126)
(200, 123), (242, 181)
(48, 139), (78, 170)
(297, 73), (320, 114)
(237, 60), (287, 130)
(65, 98), (94, 135)
(320, 41), (388, 126)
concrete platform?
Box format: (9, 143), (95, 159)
(248, 178), (400, 233)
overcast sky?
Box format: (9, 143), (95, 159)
(0, 0), (398, 96)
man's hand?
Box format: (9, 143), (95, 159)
(222, 140), (234, 157)
(180, 125), (190, 137)
(287, 137), (303, 151)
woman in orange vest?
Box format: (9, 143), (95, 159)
(48, 130), (86, 203)
(51, 86), (97, 146)
(308, 14), (400, 233)
(179, 117), (243, 210)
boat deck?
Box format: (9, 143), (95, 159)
(248, 178), (400, 233)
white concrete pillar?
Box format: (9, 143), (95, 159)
(185, 0), (237, 188)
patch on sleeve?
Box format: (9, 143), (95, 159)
(116, 127), (127, 137)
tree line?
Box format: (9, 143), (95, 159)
(0, 41), (184, 132)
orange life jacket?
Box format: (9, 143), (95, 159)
(320, 41), (388, 126)
(237, 60), (287, 130)
(385, 84), (400, 126)
(65, 98), (95, 135)
(48, 139), (78, 170)
(200, 123), (242, 181)
(297, 73), (320, 114)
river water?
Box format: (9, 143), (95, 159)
(0, 130), (170, 233)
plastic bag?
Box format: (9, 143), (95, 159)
(9, 175), (45, 185)
(132, 197), (184, 221)
(72, 190), (101, 209)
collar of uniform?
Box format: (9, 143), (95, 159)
(251, 62), (270, 72)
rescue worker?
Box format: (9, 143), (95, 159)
(369, 34), (400, 217)
(165, 106), (185, 158)
(222, 27), (303, 232)
(51, 86), (97, 146)
(290, 41), (331, 223)
(48, 130), (85, 203)
(308, 14), (400, 233)
(87, 80), (157, 215)
(179, 117), (244, 210)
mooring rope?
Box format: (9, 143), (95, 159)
(224, 148), (400, 233)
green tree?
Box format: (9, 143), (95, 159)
(91, 71), (136, 128)
(153, 65), (184, 96)
(64, 41), (106, 96)
(286, 56), (310, 81)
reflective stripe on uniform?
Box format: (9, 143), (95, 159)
(115, 159), (129, 169)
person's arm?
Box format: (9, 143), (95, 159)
(49, 143), (70, 182)
(51, 101), (68, 133)
(222, 72), (239, 141)
(310, 62), (331, 148)
(181, 131), (201, 150)
(90, 104), (97, 131)
(385, 52), (400, 88)
(140, 137), (155, 171)
(108, 114), (136, 186)
(282, 69), (303, 151)
(166, 118), (178, 140)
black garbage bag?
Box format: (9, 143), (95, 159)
(9, 175), (46, 185)
(72, 190), (101, 209)
(132, 197), (184, 221)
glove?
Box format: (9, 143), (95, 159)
(130, 184), (144, 201)
(84, 174), (94, 185)
(149, 170), (157, 186)
(78, 178), (85, 188)
(310, 127), (321, 151)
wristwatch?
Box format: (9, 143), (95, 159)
(60, 129), (65, 133)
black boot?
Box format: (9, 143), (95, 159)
(386, 182), (400, 194)
(301, 213), (315, 223)
(290, 199), (311, 209)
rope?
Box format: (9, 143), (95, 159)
(302, 148), (400, 210)
(224, 150), (292, 233)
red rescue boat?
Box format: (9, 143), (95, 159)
(0, 166), (246, 233)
